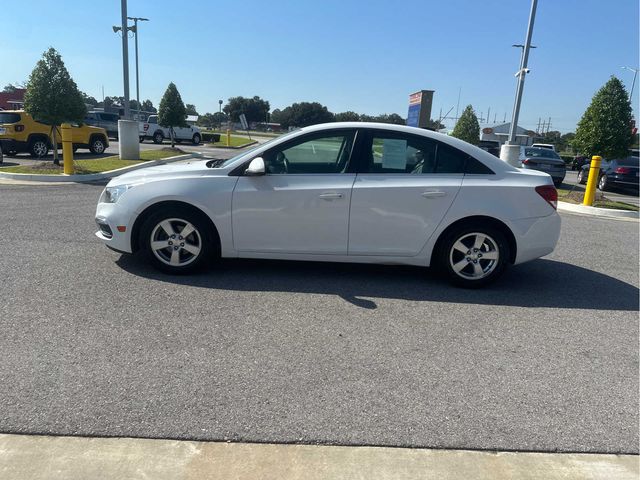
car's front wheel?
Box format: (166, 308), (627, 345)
(140, 207), (216, 274)
(577, 169), (586, 184)
(437, 224), (509, 288)
(153, 131), (164, 144)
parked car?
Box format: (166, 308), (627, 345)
(577, 156), (639, 192)
(84, 111), (120, 139)
(0, 110), (109, 158)
(139, 115), (201, 145)
(519, 146), (566, 186)
(95, 122), (561, 288)
(477, 140), (500, 157)
(572, 155), (590, 171)
(531, 143), (556, 152)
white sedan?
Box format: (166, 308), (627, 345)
(95, 122), (560, 288)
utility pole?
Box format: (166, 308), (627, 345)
(536, 117), (541, 134)
(455, 87), (461, 120)
(622, 66), (639, 101)
(501, 0), (538, 166)
(120, 0), (130, 119)
(128, 16), (149, 114)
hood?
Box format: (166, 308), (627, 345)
(107, 159), (224, 186)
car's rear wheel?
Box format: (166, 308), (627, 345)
(577, 169), (586, 184)
(139, 136), (145, 143)
(153, 131), (164, 144)
(598, 174), (609, 191)
(29, 138), (49, 158)
(192, 133), (201, 145)
(140, 207), (216, 274)
(89, 136), (106, 154)
(437, 225), (509, 288)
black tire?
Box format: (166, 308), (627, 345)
(29, 138), (49, 158)
(139, 136), (145, 143)
(436, 223), (509, 288)
(598, 174), (609, 191)
(152, 131), (164, 144)
(192, 133), (201, 145)
(72, 146), (78, 153)
(554, 179), (563, 187)
(139, 206), (218, 274)
(577, 169), (586, 184)
(89, 136), (106, 155)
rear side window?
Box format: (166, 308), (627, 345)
(99, 113), (119, 122)
(361, 130), (493, 175)
(0, 113), (21, 124)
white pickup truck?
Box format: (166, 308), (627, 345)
(139, 115), (202, 145)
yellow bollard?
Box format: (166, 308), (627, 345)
(226, 129), (231, 147)
(582, 155), (601, 206)
(61, 123), (74, 175)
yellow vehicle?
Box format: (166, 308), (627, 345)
(0, 110), (109, 159)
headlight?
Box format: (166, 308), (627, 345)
(99, 185), (133, 203)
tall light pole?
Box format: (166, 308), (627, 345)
(128, 16), (149, 114)
(622, 66), (639, 102)
(500, 0), (538, 166)
(119, 0), (130, 119)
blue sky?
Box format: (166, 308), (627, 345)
(1, 0), (638, 132)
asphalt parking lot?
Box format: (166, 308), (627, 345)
(0, 183), (638, 455)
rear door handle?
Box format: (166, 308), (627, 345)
(319, 192), (343, 199)
(421, 191), (447, 198)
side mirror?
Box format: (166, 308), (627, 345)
(245, 157), (265, 176)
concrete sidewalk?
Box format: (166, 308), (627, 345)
(0, 434), (637, 480)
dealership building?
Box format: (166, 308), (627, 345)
(481, 122), (537, 146)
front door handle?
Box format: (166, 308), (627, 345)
(421, 191), (447, 198)
(319, 192), (343, 200)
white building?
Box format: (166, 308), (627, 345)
(481, 122), (537, 146)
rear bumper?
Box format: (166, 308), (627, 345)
(512, 213), (561, 265)
(607, 174), (639, 189)
(0, 138), (27, 153)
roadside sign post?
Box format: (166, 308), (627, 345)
(583, 156), (602, 206)
(61, 123), (74, 175)
(226, 129), (231, 147)
(239, 113), (251, 140)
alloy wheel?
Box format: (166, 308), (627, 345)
(449, 232), (500, 280)
(150, 218), (202, 267)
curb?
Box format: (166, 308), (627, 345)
(558, 201), (639, 220)
(0, 153), (200, 183)
(0, 434), (637, 480)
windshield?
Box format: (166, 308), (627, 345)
(524, 147), (560, 159)
(210, 130), (300, 168)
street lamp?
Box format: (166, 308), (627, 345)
(128, 16), (149, 115)
(621, 66), (639, 102)
(500, 0), (538, 167)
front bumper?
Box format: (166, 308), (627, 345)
(95, 202), (134, 253)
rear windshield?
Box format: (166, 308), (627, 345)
(0, 113), (21, 124)
(618, 156), (639, 167)
(524, 147), (560, 159)
(99, 113), (119, 121)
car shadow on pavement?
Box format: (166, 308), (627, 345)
(115, 256), (639, 311)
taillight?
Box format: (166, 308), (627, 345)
(615, 167), (631, 174)
(535, 185), (558, 210)
(522, 158), (531, 165)
(14, 124), (24, 132)
(143, 123), (149, 131)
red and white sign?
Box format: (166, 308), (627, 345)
(409, 92), (422, 105)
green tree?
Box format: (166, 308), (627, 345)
(335, 111), (361, 122)
(23, 48), (86, 164)
(451, 105), (480, 145)
(2, 83), (25, 93)
(158, 82), (187, 147)
(80, 91), (98, 107)
(223, 96), (270, 123)
(141, 99), (156, 113)
(373, 113), (406, 125)
(277, 102), (334, 128)
(426, 118), (445, 130)
(574, 76), (633, 158)
(185, 103), (198, 116)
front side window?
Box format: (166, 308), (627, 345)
(263, 132), (355, 174)
(0, 113), (21, 124)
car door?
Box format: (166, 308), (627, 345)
(231, 129), (357, 254)
(348, 129), (464, 256)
